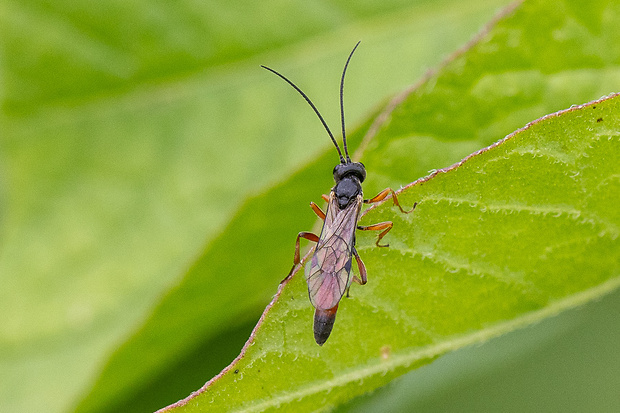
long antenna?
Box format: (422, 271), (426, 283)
(340, 41), (361, 163)
(261, 65), (345, 164)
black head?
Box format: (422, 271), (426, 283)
(333, 162), (366, 183)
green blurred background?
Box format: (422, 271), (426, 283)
(1, 0), (618, 412)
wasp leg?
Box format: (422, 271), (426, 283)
(310, 202), (326, 220)
(282, 231), (320, 283)
(321, 194), (330, 202)
(364, 188), (417, 214)
(293, 232), (319, 265)
(283, 202), (326, 283)
(352, 247), (367, 285)
(358, 221), (393, 248)
(346, 247), (368, 298)
(293, 202), (325, 265)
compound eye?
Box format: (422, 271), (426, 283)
(333, 164), (345, 181)
(347, 162), (366, 182)
(354, 163), (366, 182)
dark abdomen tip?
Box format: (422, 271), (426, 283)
(314, 305), (338, 345)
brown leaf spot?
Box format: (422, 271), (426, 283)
(380, 345), (391, 360)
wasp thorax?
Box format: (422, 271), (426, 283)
(334, 175), (362, 209)
(333, 162), (366, 183)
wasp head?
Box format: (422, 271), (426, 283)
(333, 162), (366, 183)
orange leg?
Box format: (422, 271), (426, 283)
(321, 194), (329, 202)
(293, 232), (319, 265)
(283, 200), (327, 283)
(357, 221), (394, 248)
(365, 188), (417, 214)
(352, 247), (367, 285)
(283, 231), (319, 283)
(346, 247), (367, 297)
(298, 199), (327, 263)
(293, 200), (325, 264)
(310, 202), (326, 220)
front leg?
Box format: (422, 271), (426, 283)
(310, 201), (326, 220)
(364, 188), (417, 214)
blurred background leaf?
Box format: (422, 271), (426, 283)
(1, 0), (618, 412)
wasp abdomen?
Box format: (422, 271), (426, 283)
(314, 305), (339, 346)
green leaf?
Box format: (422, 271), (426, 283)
(162, 92), (620, 412)
(337, 286), (620, 412)
(0, 0), (511, 412)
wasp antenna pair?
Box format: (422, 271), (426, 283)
(261, 41), (359, 164)
(263, 42), (415, 345)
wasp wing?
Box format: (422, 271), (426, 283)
(306, 193), (362, 311)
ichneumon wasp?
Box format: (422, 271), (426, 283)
(262, 42), (415, 345)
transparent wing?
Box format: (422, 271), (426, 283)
(306, 193), (362, 310)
